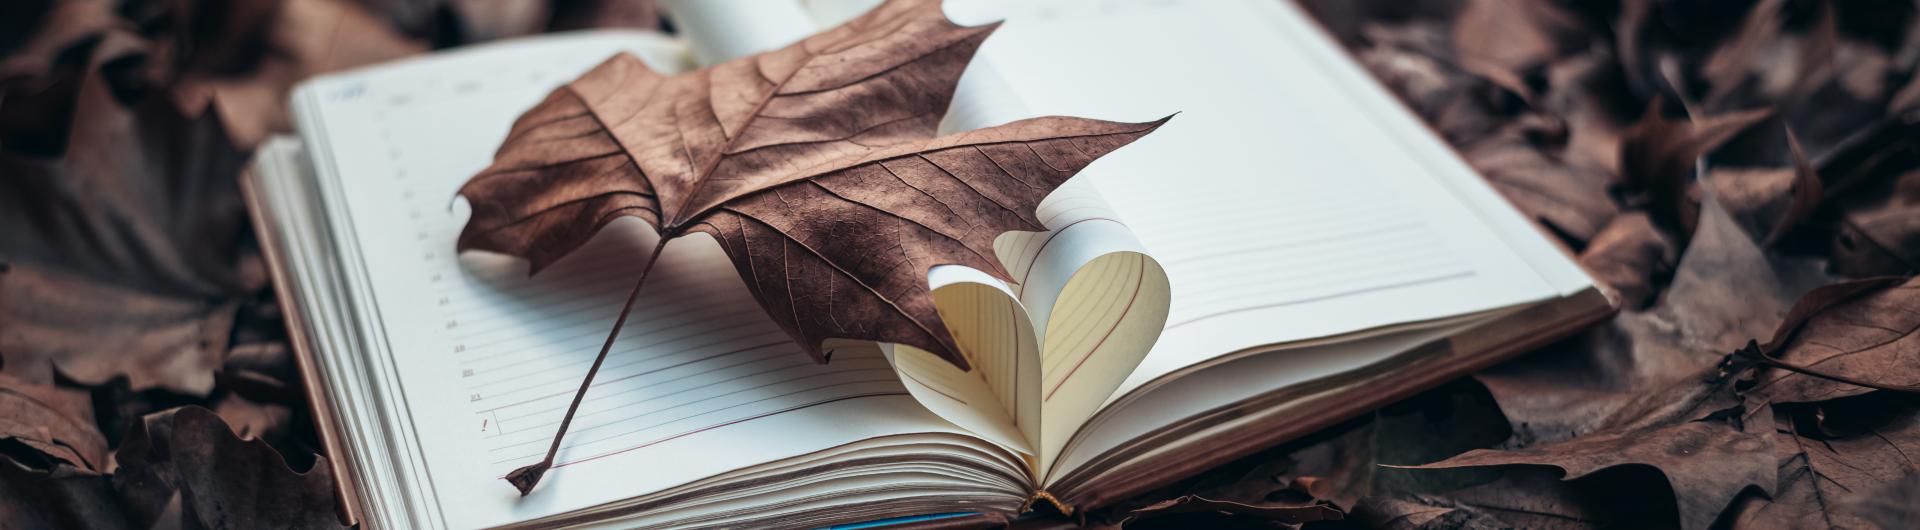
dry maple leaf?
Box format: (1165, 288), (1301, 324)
(455, 0), (1165, 493)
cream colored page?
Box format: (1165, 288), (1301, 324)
(293, 32), (991, 529)
(946, 0), (1569, 403)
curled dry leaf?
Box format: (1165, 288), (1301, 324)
(1465, 132), (1619, 248)
(1701, 128), (1823, 247)
(1751, 276), (1920, 404)
(113, 406), (343, 530)
(0, 372), (109, 472)
(1577, 212), (1675, 308)
(1617, 102), (1772, 238)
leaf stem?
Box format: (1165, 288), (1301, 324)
(505, 237), (672, 495)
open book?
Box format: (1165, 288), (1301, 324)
(242, 0), (1614, 528)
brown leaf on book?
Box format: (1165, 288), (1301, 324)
(459, 0), (1164, 494)
(0, 372), (109, 472)
(113, 406), (344, 529)
(457, 0), (1163, 367)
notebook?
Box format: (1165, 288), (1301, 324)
(241, 0), (1615, 528)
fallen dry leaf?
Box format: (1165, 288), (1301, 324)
(171, 0), (425, 148)
(1450, 0), (1586, 80)
(1406, 375), (1773, 530)
(0, 30), (258, 298)
(1751, 276), (1920, 404)
(458, 0), (1161, 368)
(1701, 128), (1823, 247)
(0, 0), (116, 83)
(1828, 167), (1920, 276)
(112, 406), (343, 529)
(1465, 132), (1619, 248)
(1617, 102), (1773, 239)
(0, 372), (109, 472)
(0, 265), (238, 395)
(1577, 212), (1675, 308)
(1727, 396), (1920, 530)
(0, 456), (137, 530)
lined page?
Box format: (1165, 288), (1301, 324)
(289, 32), (977, 529)
(939, 0), (1584, 392)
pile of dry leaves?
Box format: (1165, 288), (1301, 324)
(1084, 0), (1920, 529)
(0, 0), (654, 527)
(1, 0), (1915, 528)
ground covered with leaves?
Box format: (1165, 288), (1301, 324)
(0, 0), (1916, 529)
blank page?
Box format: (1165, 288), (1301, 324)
(941, 0), (1592, 391)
